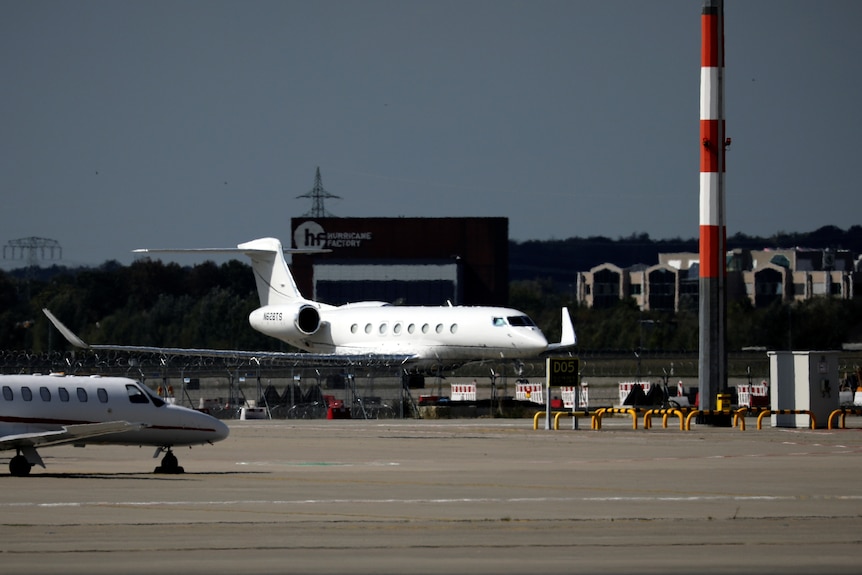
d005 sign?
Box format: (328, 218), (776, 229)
(546, 357), (580, 387)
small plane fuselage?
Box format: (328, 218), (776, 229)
(0, 374), (229, 448)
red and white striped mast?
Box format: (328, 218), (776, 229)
(698, 0), (728, 414)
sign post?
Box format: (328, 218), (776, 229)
(545, 357), (580, 430)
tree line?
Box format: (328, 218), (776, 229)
(2, 225), (861, 354)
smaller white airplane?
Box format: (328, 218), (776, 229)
(0, 373), (229, 476)
(44, 237), (576, 372)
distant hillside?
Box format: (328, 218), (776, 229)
(509, 225), (862, 283)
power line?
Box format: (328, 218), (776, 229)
(3, 237), (62, 267)
(296, 167), (340, 218)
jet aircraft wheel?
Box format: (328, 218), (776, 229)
(154, 450), (185, 474)
(9, 454), (32, 477)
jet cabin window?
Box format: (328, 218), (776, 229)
(59, 387), (70, 402)
(2, 386), (12, 401)
(40, 387), (51, 401)
(22, 387), (32, 401)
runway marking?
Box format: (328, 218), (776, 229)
(235, 461), (400, 467)
(3, 494), (861, 509)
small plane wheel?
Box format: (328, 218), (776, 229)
(9, 455), (32, 477)
(154, 450), (184, 474)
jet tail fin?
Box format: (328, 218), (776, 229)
(133, 237), (326, 308)
(236, 237), (305, 306)
(547, 307), (577, 352)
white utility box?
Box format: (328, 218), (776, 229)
(767, 351), (839, 429)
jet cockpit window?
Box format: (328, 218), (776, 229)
(138, 384), (166, 407)
(126, 384), (150, 405)
(493, 317), (506, 326)
(507, 316), (537, 327)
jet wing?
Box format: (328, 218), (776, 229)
(42, 309), (414, 368)
(0, 421), (146, 451)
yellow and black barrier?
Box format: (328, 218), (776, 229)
(752, 409), (816, 430)
(827, 408), (862, 429)
(594, 407), (640, 430)
(733, 407), (769, 431)
(553, 410), (596, 430)
(643, 408), (691, 430)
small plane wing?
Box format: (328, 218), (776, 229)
(546, 307), (577, 352)
(42, 309), (414, 368)
(1, 421), (146, 451)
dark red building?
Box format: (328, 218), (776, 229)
(290, 217), (509, 306)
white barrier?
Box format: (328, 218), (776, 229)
(516, 382), (544, 404)
(738, 381), (769, 407)
(450, 383), (477, 402)
(560, 383), (589, 409)
(618, 381), (654, 405)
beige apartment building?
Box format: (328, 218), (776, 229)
(576, 248), (860, 311)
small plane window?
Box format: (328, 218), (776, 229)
(22, 387), (33, 401)
(126, 384), (150, 404)
(350, 324), (358, 334)
(77, 387), (88, 402)
(40, 387), (51, 401)
(493, 317), (505, 326)
(97, 388), (109, 403)
(435, 323), (444, 334)
(59, 387), (70, 402)
(422, 323), (429, 334)
(2, 386), (12, 401)
(364, 323), (373, 334)
(379, 323), (387, 334)
(393, 323), (402, 335)
(407, 323), (415, 334)
(450, 324), (458, 334)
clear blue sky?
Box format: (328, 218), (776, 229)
(2, 1), (860, 268)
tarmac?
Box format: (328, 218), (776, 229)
(2, 416), (861, 575)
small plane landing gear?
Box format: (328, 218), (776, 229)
(153, 448), (184, 474)
(9, 454), (32, 477)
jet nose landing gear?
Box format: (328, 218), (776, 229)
(153, 448), (184, 474)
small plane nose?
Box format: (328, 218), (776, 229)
(209, 417), (230, 443)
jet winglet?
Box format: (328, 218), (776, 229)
(42, 309), (90, 349)
(547, 307), (577, 352)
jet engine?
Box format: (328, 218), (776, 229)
(248, 304), (321, 341)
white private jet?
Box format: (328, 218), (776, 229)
(0, 373), (229, 476)
(44, 236), (576, 371)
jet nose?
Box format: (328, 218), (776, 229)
(522, 328), (549, 354)
(187, 408), (230, 443)
(209, 417), (230, 443)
